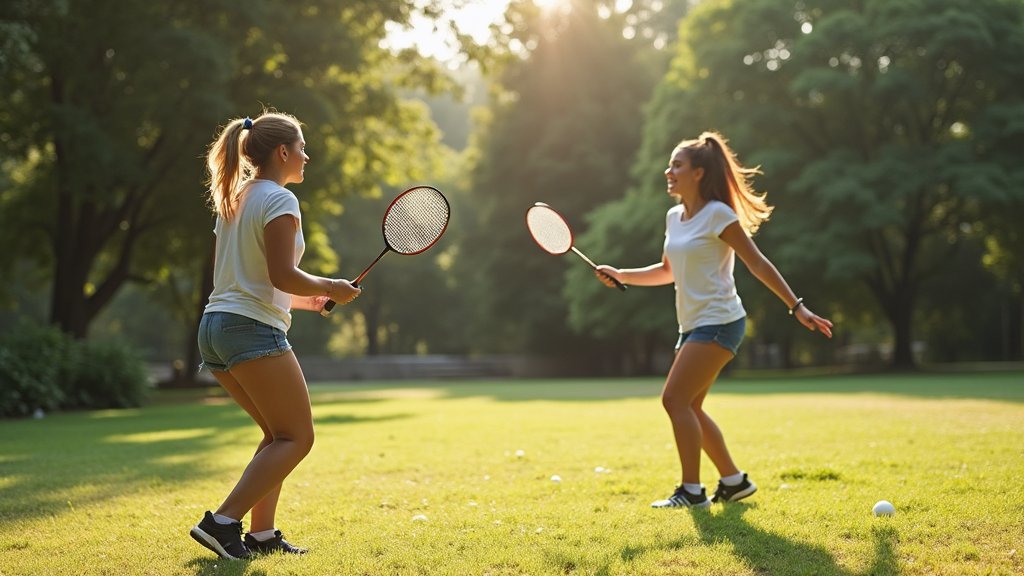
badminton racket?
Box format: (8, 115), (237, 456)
(525, 202), (626, 291)
(321, 185), (450, 316)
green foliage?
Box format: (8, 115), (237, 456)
(460, 2), (665, 358)
(61, 338), (148, 410)
(0, 323), (68, 417)
(0, 0), (458, 340)
(596, 0), (1024, 367)
(0, 322), (147, 417)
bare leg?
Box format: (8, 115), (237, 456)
(209, 369), (286, 532)
(662, 342), (735, 485)
(211, 351), (314, 523)
(691, 385), (740, 478)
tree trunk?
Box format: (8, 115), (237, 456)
(164, 246), (215, 388)
(885, 287), (917, 370)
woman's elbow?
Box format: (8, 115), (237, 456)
(267, 268), (297, 292)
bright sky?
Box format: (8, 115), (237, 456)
(383, 1), (513, 62)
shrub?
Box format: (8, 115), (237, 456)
(0, 323), (69, 417)
(0, 322), (149, 417)
(61, 338), (148, 409)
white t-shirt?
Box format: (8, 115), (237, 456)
(664, 200), (746, 333)
(205, 179), (305, 332)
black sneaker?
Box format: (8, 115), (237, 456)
(712, 473), (758, 503)
(189, 511), (251, 560)
(245, 530), (308, 555)
(651, 485), (711, 509)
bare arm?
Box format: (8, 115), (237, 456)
(595, 253), (674, 287)
(264, 215), (360, 305)
(719, 221), (832, 338)
(290, 294), (331, 311)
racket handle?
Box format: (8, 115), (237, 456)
(320, 299), (336, 317)
(319, 280), (361, 317)
(598, 270), (628, 292)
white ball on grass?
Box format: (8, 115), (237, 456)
(872, 500), (896, 516)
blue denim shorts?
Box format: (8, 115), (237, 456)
(675, 316), (747, 356)
(197, 311), (291, 371)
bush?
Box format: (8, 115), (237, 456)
(62, 338), (149, 409)
(0, 323), (69, 417)
(0, 322), (148, 417)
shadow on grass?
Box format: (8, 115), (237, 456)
(685, 503), (899, 576)
(536, 503), (899, 575)
(0, 398), (409, 525)
(183, 557), (264, 576)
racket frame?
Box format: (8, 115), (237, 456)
(321, 185), (450, 316)
(525, 202), (627, 292)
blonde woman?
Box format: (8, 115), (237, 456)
(191, 111), (360, 558)
(596, 132), (833, 508)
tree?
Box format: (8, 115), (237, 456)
(457, 0), (666, 361)
(0, 1), (454, 345)
(577, 0), (1024, 369)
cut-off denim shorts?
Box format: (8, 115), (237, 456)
(197, 311), (292, 371)
(675, 316), (746, 356)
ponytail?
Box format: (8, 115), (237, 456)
(676, 131), (773, 235)
(205, 118), (253, 222)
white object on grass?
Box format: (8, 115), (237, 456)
(872, 500), (896, 516)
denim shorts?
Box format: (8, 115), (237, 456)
(197, 311), (291, 371)
(675, 316), (747, 356)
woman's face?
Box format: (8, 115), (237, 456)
(664, 148), (701, 199)
(283, 129), (309, 184)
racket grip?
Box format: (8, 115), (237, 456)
(320, 280), (360, 317)
(597, 270), (628, 292)
(320, 300), (336, 317)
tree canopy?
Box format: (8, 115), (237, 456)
(573, 0), (1024, 368)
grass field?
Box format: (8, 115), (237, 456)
(1, 371), (1022, 575)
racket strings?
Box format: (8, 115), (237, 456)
(383, 188), (450, 254)
(526, 207), (572, 254)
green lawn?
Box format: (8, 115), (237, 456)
(1, 372), (1022, 575)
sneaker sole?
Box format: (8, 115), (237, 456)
(190, 525), (245, 560)
(650, 499), (712, 509)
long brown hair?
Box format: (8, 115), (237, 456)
(676, 131), (773, 235)
(205, 110), (302, 221)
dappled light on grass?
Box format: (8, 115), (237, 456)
(0, 372), (1021, 575)
(105, 428), (218, 444)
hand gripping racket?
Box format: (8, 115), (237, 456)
(525, 202), (626, 291)
(321, 185), (450, 316)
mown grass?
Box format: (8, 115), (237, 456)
(0, 371), (1022, 575)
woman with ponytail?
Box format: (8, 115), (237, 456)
(191, 111), (361, 559)
(596, 131), (832, 508)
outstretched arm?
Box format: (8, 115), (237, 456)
(719, 222), (833, 338)
(594, 253), (674, 287)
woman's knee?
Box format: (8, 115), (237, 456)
(662, 390), (693, 415)
(271, 425), (314, 456)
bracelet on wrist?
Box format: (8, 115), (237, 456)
(788, 298), (805, 315)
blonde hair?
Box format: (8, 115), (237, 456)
(205, 110), (302, 221)
(676, 131), (773, 235)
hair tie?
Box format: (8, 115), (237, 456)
(242, 117), (253, 130)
